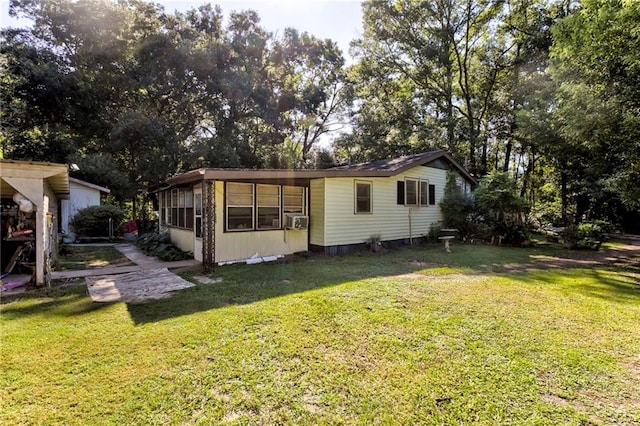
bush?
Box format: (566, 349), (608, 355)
(494, 223), (531, 245)
(136, 232), (192, 261)
(69, 205), (125, 238)
(562, 221), (608, 250)
(439, 171), (475, 238)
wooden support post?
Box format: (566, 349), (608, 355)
(202, 179), (216, 274)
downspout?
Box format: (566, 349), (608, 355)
(408, 207), (414, 245)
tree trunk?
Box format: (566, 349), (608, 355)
(561, 171), (568, 225)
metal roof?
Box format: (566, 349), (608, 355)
(159, 150), (477, 189)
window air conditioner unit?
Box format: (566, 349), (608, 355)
(285, 214), (309, 230)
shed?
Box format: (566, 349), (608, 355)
(60, 177), (111, 238)
(1, 160), (70, 287)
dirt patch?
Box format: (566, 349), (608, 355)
(507, 242), (640, 273)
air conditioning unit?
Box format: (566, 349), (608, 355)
(285, 214), (309, 230)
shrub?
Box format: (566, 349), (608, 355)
(69, 205), (125, 238)
(562, 221), (608, 250)
(439, 171), (475, 238)
(428, 222), (443, 242)
(136, 232), (192, 261)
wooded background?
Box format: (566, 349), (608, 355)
(1, 0), (638, 230)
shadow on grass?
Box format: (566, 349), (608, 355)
(125, 243), (639, 325)
(0, 284), (111, 319)
(507, 268), (640, 304)
(3, 243), (636, 324)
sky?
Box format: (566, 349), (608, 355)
(0, 0), (364, 61)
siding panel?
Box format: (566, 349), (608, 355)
(309, 178), (325, 246)
(322, 166), (449, 247)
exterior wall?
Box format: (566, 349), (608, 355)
(61, 182), (102, 234)
(168, 227), (194, 254)
(192, 183), (203, 262)
(213, 181), (308, 263)
(310, 165), (450, 248)
(309, 178), (326, 246)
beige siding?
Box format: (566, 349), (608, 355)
(320, 166), (449, 247)
(168, 228), (194, 253)
(213, 181), (308, 263)
(309, 178), (326, 246)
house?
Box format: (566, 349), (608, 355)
(1, 160), (70, 287)
(60, 177), (111, 239)
(153, 150), (476, 270)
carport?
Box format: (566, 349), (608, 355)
(1, 159), (69, 287)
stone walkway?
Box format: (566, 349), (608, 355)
(86, 267), (196, 303)
(51, 243), (203, 303)
(51, 244), (200, 280)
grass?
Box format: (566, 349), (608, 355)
(2, 243), (639, 425)
(56, 245), (134, 270)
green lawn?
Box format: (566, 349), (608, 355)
(56, 245), (134, 270)
(2, 244), (639, 425)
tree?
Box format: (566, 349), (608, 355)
(340, 0), (532, 176)
(439, 170), (475, 236)
(550, 0), (640, 216)
(3, 0), (349, 215)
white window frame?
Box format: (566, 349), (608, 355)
(420, 180), (429, 206)
(226, 182), (254, 231)
(256, 184), (281, 230)
(283, 186), (305, 215)
(354, 180), (372, 214)
(405, 178), (418, 206)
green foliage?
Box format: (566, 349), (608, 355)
(563, 221), (609, 250)
(439, 171), (475, 238)
(69, 205), (125, 238)
(550, 1), (640, 212)
(473, 172), (532, 245)
(474, 171), (528, 223)
(3, 0), (346, 200)
(136, 232), (192, 261)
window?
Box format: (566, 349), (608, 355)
(185, 190), (194, 229)
(283, 186), (305, 214)
(398, 179), (431, 206)
(405, 179), (418, 205)
(429, 184), (436, 205)
(227, 182), (254, 231)
(160, 188), (195, 229)
(257, 185), (281, 229)
(195, 193), (202, 238)
(355, 181), (372, 214)
(420, 181), (429, 206)
(397, 181), (405, 204)
(223, 183), (307, 232)
(171, 189), (178, 226)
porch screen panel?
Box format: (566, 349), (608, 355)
(185, 190), (194, 229)
(171, 189), (178, 226)
(227, 183), (254, 230)
(195, 193), (202, 238)
(283, 186), (305, 214)
(178, 190), (186, 227)
(257, 184), (280, 229)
